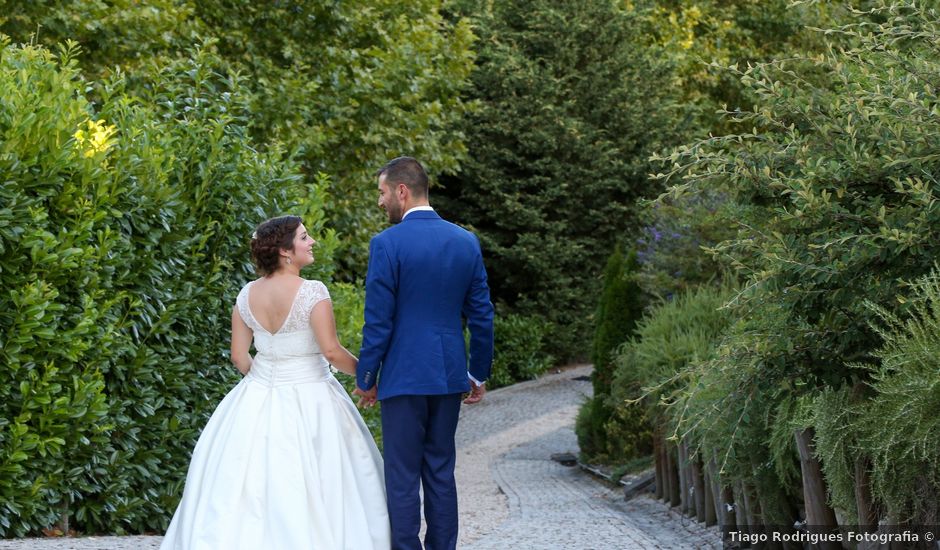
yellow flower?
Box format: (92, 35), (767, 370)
(74, 119), (117, 158)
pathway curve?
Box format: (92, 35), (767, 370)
(0, 365), (719, 549)
(456, 364), (720, 549)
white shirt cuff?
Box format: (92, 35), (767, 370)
(468, 373), (485, 386)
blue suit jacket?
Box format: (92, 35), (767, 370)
(357, 210), (495, 400)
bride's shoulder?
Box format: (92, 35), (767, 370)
(301, 278), (329, 292)
(237, 277), (261, 294)
(300, 279), (331, 304)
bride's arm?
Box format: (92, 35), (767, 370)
(231, 306), (253, 375)
(310, 300), (358, 376)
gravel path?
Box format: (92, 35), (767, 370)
(1, 364), (720, 549)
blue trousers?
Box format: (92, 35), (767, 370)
(381, 393), (462, 550)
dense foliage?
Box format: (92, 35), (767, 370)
(599, 0), (940, 530)
(590, 248), (645, 394)
(577, 248), (646, 461)
(436, 0), (685, 359)
(0, 40), (319, 536)
(633, 0), (840, 131)
(1, 0), (475, 278)
(6, 0), (940, 538)
(487, 313), (553, 390)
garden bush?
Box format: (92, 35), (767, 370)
(577, 247), (646, 462)
(605, 286), (734, 465)
(590, 247), (645, 394)
(812, 269), (940, 526)
(486, 313), (552, 390)
(647, 0), (940, 528)
(2, 0), (476, 279)
(436, 0), (686, 360)
(0, 40), (325, 536)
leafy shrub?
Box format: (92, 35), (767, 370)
(855, 280), (940, 525)
(0, 40), (326, 536)
(2, 0), (476, 279)
(658, 0), (940, 390)
(487, 313), (552, 390)
(578, 247), (646, 462)
(814, 269), (940, 525)
(575, 397), (613, 462)
(591, 247), (645, 396)
(601, 286), (733, 467)
(576, 393), (653, 464)
(649, 1), (940, 524)
(436, 0), (687, 360)
(611, 286), (733, 422)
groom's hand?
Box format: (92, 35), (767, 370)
(353, 386), (378, 408)
(463, 379), (486, 405)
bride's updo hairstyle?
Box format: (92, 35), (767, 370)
(250, 215), (303, 276)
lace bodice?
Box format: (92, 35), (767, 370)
(236, 279), (330, 336)
(235, 280), (332, 385)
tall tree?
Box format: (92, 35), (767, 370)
(437, 0), (685, 358)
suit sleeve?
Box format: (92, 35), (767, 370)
(462, 239), (495, 383)
(357, 237), (396, 390)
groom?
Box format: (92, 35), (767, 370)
(355, 156), (494, 550)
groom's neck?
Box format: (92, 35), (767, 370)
(403, 197), (430, 211)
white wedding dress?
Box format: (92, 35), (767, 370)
(160, 279), (390, 550)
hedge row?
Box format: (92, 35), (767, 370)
(0, 40), (328, 536)
(596, 0), (940, 533)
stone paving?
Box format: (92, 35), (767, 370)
(0, 364), (721, 549)
(456, 364), (720, 550)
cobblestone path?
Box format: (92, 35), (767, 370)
(0, 365), (720, 549)
(456, 364), (720, 550)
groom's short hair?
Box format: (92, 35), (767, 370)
(377, 156), (429, 198)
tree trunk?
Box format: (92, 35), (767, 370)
(678, 440), (691, 515)
(741, 482), (760, 537)
(855, 456), (876, 532)
(690, 449), (706, 521)
(721, 484), (736, 533)
(734, 480), (751, 537)
(706, 458), (725, 528)
(720, 481), (737, 548)
(794, 428), (841, 550)
(666, 442), (680, 507)
(653, 433), (664, 500)
(702, 458), (716, 526)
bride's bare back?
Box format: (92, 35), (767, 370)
(247, 275), (305, 334)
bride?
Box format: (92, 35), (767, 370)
(160, 215), (390, 550)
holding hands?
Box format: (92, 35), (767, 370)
(354, 386), (378, 408)
(354, 380), (485, 407)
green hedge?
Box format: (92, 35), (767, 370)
(0, 40), (330, 536)
(577, 247), (647, 462)
(485, 313), (553, 390)
(620, 0), (940, 528)
(2, 1), (477, 280)
(810, 269), (940, 524)
(436, 0), (687, 360)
